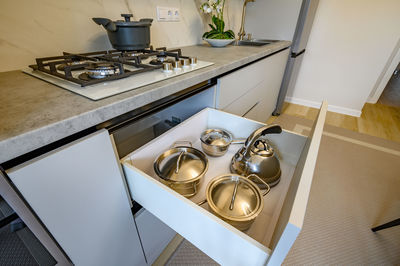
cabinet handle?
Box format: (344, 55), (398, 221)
(242, 101), (260, 117)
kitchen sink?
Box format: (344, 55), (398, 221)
(237, 39), (279, 46)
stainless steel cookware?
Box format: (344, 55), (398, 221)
(206, 174), (270, 231)
(200, 129), (245, 157)
(154, 141), (208, 197)
(231, 124), (282, 187)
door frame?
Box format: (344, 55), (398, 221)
(368, 38), (400, 104)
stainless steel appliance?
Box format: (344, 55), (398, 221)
(274, 0), (320, 115)
(23, 47), (213, 100)
(244, 0), (320, 115)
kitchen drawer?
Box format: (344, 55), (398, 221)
(222, 80), (264, 117)
(121, 103), (327, 265)
(216, 48), (289, 110)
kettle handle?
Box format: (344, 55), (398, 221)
(243, 124), (282, 155)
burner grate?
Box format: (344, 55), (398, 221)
(29, 47), (187, 87)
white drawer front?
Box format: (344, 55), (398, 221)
(122, 104), (327, 265)
(217, 49), (289, 110)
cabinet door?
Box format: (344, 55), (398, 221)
(217, 48), (289, 122)
(7, 130), (146, 266)
(135, 209), (176, 265)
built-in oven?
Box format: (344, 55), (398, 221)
(105, 80), (217, 264)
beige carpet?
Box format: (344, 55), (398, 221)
(166, 114), (400, 265)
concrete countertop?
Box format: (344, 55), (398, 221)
(0, 41), (291, 164)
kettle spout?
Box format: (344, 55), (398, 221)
(92, 18), (117, 32)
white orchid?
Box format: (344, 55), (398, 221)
(200, 0), (235, 40)
(200, 0), (224, 16)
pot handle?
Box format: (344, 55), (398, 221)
(92, 18), (117, 32)
(197, 198), (207, 205)
(231, 138), (246, 144)
(175, 151), (185, 174)
(171, 140), (192, 148)
(247, 174), (270, 196)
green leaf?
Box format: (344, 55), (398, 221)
(208, 23), (217, 31)
(212, 15), (225, 32)
(224, 30), (235, 39)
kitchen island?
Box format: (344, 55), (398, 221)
(0, 41), (290, 164)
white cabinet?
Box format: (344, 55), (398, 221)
(216, 48), (289, 122)
(6, 101), (327, 265)
(135, 209), (176, 265)
(7, 130), (146, 266)
(122, 103), (327, 265)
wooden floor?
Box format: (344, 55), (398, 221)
(267, 102), (400, 143)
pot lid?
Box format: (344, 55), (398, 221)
(206, 175), (263, 221)
(250, 138), (274, 156)
(200, 129), (232, 147)
(115, 14), (153, 26)
(154, 147), (208, 183)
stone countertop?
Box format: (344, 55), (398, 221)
(0, 41), (291, 164)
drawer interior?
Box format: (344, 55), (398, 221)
(122, 108), (307, 250)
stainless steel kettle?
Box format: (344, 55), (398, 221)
(230, 124), (282, 187)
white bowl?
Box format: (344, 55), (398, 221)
(203, 38), (235, 47)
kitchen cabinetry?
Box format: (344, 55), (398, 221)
(6, 130), (146, 265)
(122, 103), (327, 265)
(135, 209), (176, 265)
(216, 48), (289, 122)
(6, 99), (326, 265)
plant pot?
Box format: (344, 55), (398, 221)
(203, 38), (235, 47)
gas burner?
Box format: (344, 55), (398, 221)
(57, 61), (88, 71)
(84, 62), (122, 79)
(149, 56), (175, 66)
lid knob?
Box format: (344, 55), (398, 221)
(121, 14), (133, 22)
(251, 139), (274, 156)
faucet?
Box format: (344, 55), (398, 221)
(238, 0), (255, 41)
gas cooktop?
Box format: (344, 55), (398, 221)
(23, 47), (214, 100)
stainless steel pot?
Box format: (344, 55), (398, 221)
(205, 174), (270, 231)
(93, 14), (153, 51)
(200, 129), (245, 157)
(231, 124), (282, 187)
(154, 141), (208, 197)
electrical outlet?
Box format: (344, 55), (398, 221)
(172, 8), (180, 21)
(156, 6), (180, 22)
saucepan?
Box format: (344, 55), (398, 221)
(154, 141), (208, 197)
(198, 174), (270, 231)
(93, 14), (153, 51)
(200, 129), (246, 157)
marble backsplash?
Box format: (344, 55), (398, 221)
(0, 0), (244, 72)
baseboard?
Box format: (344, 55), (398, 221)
(285, 97), (362, 117)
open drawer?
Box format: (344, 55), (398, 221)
(121, 102), (327, 265)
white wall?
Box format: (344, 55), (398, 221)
(286, 0), (400, 116)
(0, 0), (245, 72)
